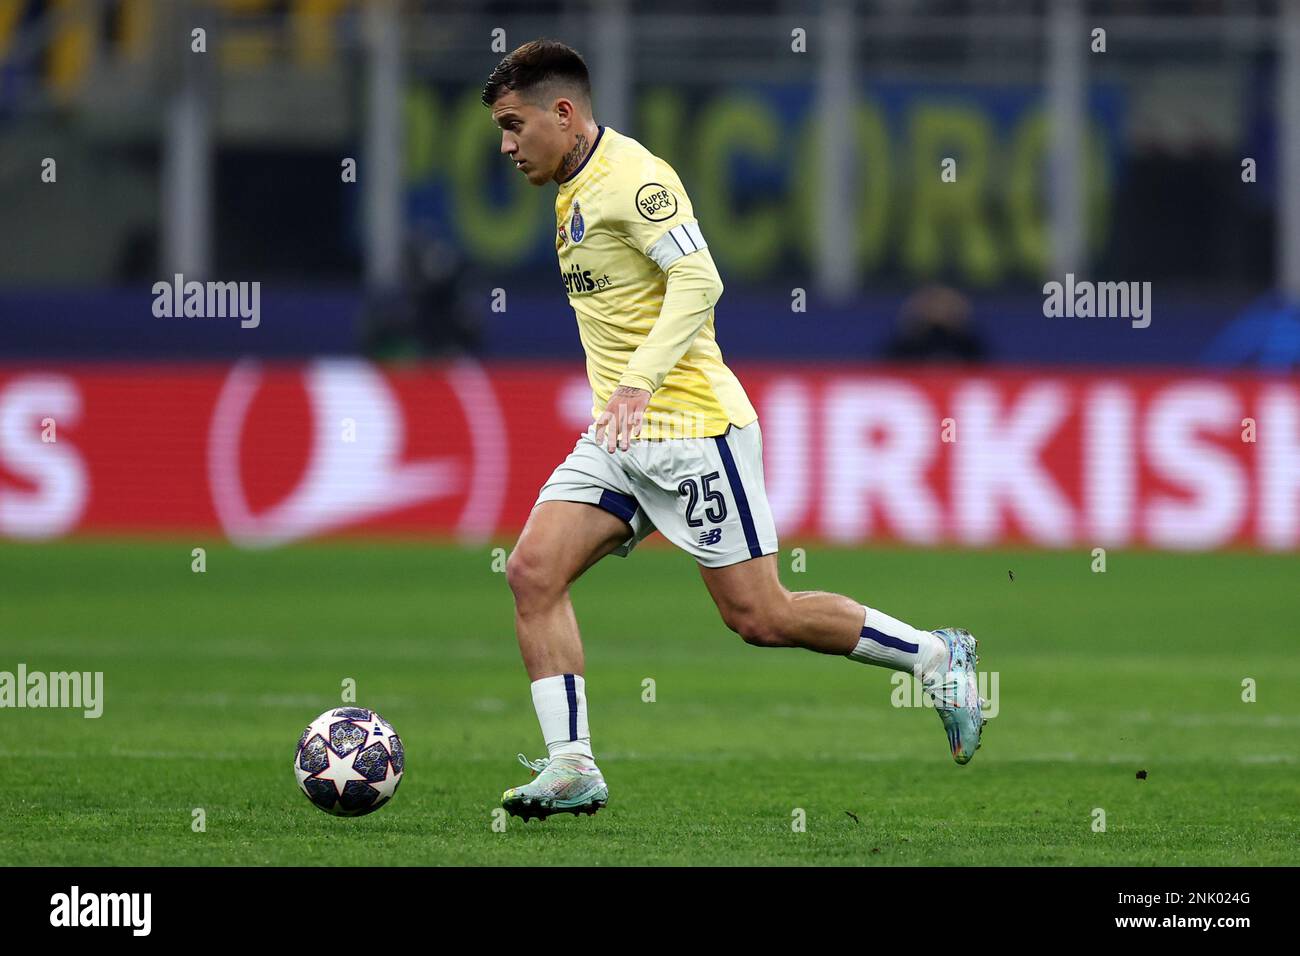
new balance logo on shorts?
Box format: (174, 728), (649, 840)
(698, 528), (723, 546)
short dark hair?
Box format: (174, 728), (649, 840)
(481, 39), (591, 109)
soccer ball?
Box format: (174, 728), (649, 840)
(293, 707), (404, 816)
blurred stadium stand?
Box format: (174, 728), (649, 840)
(0, 0), (1293, 366)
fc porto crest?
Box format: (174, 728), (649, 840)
(570, 199), (586, 244)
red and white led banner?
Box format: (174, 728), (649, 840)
(0, 361), (1297, 551)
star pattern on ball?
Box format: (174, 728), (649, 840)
(368, 761), (401, 804)
(311, 741), (370, 797)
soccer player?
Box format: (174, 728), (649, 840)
(483, 40), (986, 821)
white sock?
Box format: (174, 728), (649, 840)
(847, 605), (946, 678)
(530, 674), (593, 761)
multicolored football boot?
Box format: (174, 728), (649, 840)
(922, 627), (987, 765)
(502, 753), (608, 821)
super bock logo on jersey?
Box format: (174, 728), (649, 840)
(570, 200), (585, 244)
(636, 183), (678, 222)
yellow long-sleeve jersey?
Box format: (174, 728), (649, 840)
(554, 126), (757, 439)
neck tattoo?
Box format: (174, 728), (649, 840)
(558, 133), (591, 181)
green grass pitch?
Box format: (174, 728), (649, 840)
(2, 538), (1298, 866)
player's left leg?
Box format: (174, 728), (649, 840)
(702, 554), (982, 764)
(626, 419), (986, 764)
(698, 554), (986, 764)
(697, 552), (948, 674)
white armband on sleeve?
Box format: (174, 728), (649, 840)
(645, 222), (707, 272)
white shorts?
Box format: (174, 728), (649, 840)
(534, 420), (780, 568)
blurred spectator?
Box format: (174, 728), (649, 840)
(883, 284), (987, 363)
(360, 235), (483, 360)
